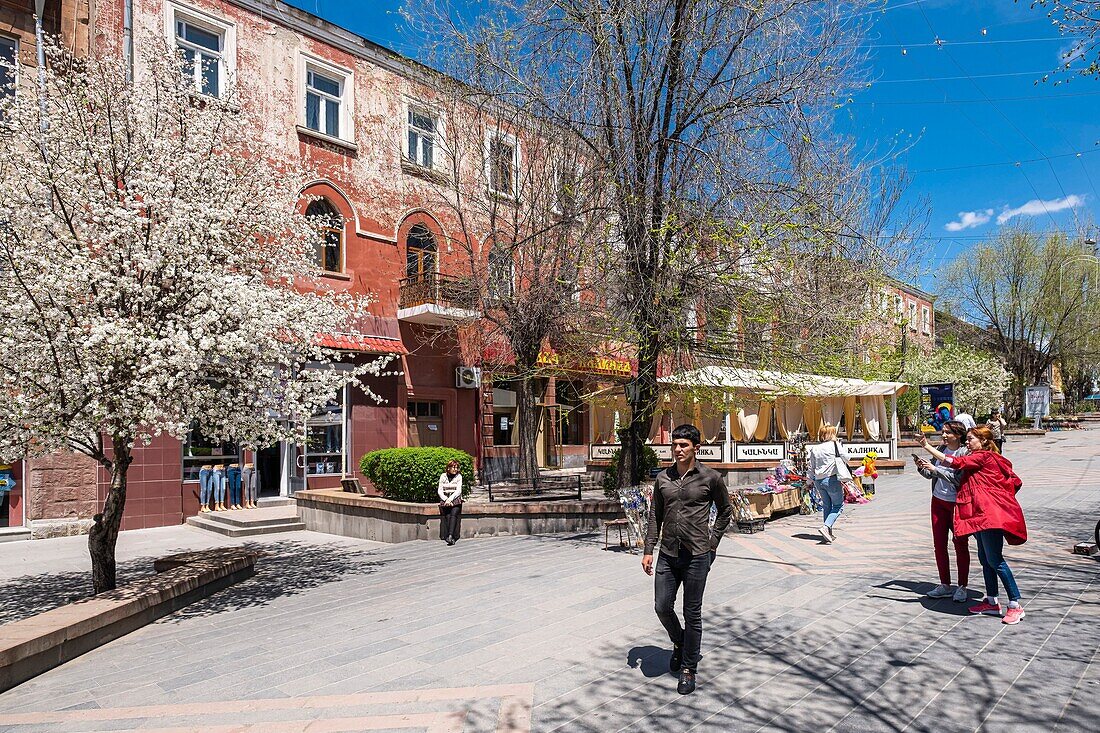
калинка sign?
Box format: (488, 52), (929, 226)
(734, 443), (786, 462)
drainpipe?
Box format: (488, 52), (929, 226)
(34, 0), (47, 133)
(123, 0), (133, 81)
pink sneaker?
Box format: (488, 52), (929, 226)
(969, 600), (1003, 616)
(1002, 606), (1025, 625)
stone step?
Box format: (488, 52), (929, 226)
(0, 526), (31, 543)
(192, 508), (298, 528)
(257, 496), (295, 507)
(186, 514), (305, 538)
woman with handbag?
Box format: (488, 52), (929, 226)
(920, 426), (1027, 625)
(437, 460), (464, 546)
(915, 420), (971, 603)
(806, 424), (850, 544)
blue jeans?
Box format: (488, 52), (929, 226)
(212, 469), (226, 503)
(815, 476), (844, 528)
(975, 529), (1021, 601)
(198, 468), (213, 507)
(227, 467), (242, 506)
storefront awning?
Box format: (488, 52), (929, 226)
(318, 333), (409, 355)
(659, 365), (908, 398)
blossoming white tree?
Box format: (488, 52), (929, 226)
(0, 41), (390, 593)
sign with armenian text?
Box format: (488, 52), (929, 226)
(734, 443), (786, 462)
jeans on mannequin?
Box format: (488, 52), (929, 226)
(198, 468), (213, 506)
(212, 468), (226, 504)
(241, 466), (257, 504)
(226, 466), (242, 506)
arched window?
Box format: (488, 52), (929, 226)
(406, 223), (436, 280)
(305, 198), (343, 273)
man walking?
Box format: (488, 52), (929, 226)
(642, 424), (733, 695)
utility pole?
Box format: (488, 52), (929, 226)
(34, 0), (47, 134)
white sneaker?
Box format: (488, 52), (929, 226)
(952, 586), (969, 603)
(926, 584), (952, 598)
(818, 526), (833, 544)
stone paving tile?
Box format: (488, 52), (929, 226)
(2, 431), (1099, 731)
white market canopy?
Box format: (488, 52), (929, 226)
(659, 365), (909, 398)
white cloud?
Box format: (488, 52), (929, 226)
(996, 194), (1085, 225)
(945, 209), (993, 232)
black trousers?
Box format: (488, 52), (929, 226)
(654, 549), (713, 671)
(439, 503), (462, 541)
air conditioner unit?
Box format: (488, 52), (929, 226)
(455, 366), (482, 389)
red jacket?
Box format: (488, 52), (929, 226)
(945, 450), (1027, 544)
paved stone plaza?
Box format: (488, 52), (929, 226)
(1, 430), (1098, 732)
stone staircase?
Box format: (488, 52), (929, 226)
(186, 502), (304, 537)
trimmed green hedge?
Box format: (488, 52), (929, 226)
(359, 447), (474, 503)
(602, 446), (660, 498)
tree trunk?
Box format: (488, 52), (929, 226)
(88, 438), (133, 594)
(515, 374), (541, 487)
(617, 335), (661, 491)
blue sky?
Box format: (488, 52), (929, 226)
(286, 1), (1099, 291)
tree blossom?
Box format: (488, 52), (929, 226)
(0, 40), (393, 593)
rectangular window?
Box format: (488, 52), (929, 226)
(488, 136), (516, 196)
(492, 382), (518, 446)
(182, 426), (240, 482)
(0, 36), (16, 101)
(305, 68), (342, 138)
(305, 390), (345, 475)
(922, 306), (931, 335)
(407, 107), (436, 168)
(556, 381), (586, 446)
(175, 18), (224, 97)
(908, 301), (918, 330)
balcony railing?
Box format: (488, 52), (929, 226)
(398, 273), (480, 323)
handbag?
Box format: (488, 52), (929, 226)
(833, 441), (853, 481)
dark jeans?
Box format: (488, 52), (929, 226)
(439, 503), (462, 541)
(994, 438), (1004, 453)
(654, 549), (713, 671)
(975, 529), (1021, 601)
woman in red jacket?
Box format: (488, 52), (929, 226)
(920, 426), (1026, 625)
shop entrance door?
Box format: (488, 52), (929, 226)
(408, 400), (444, 447)
(256, 444), (282, 498)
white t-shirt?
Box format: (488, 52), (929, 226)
(437, 472), (463, 504)
(955, 413), (976, 430)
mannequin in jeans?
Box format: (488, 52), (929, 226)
(227, 463), (243, 510)
(241, 462), (258, 509)
(198, 464), (214, 513)
(212, 464), (227, 512)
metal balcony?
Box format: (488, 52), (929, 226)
(397, 273), (481, 325)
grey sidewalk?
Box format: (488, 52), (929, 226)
(0, 430), (1098, 732)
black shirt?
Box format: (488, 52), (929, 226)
(644, 461), (733, 557)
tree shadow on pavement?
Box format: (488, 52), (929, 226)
(156, 539), (391, 623)
(0, 539), (389, 626)
(535, 569), (1100, 732)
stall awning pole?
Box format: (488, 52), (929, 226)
(890, 392), (899, 459)
(723, 393), (733, 464)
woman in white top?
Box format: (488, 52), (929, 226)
(915, 420), (971, 602)
(437, 459), (464, 545)
(805, 424), (849, 544)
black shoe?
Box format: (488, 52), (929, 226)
(677, 668), (696, 695)
(446, 538), (455, 546)
(669, 645), (683, 673)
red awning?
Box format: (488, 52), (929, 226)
(318, 333), (409, 355)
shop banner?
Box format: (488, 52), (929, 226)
(843, 442), (891, 460)
(592, 444), (725, 462)
(1024, 385), (1051, 419)
(919, 383), (955, 433)
(734, 443), (786, 462)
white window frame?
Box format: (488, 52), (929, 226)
(165, 2), (235, 99)
(486, 132), (520, 198)
(0, 34), (18, 100)
(551, 160), (578, 215)
(406, 103), (439, 170)
(908, 301), (918, 331)
(921, 305), (931, 335)
(298, 53), (354, 144)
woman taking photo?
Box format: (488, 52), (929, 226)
(915, 421), (970, 603)
(806, 424), (849, 544)
(437, 460), (464, 546)
(920, 426), (1027, 624)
